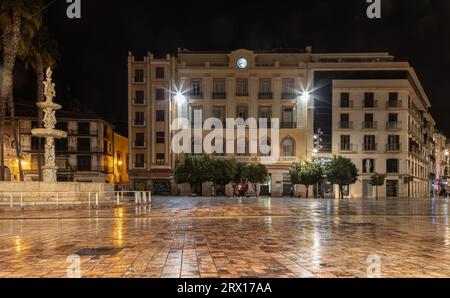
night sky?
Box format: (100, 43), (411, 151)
(12, 0), (450, 137)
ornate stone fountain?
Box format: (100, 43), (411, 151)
(31, 68), (67, 182)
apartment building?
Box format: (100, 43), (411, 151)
(3, 102), (127, 185)
(128, 48), (443, 198)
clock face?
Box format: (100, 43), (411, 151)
(236, 58), (248, 69)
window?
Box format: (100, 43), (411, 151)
(78, 122), (90, 135)
(191, 80), (202, 97)
(155, 67), (165, 79)
(236, 79), (248, 96)
(77, 138), (91, 152)
(156, 110), (165, 122)
(31, 137), (44, 151)
(135, 133), (145, 147)
(364, 135), (376, 151)
(156, 153), (165, 165)
(387, 135), (400, 151)
(212, 106), (225, 123)
(55, 139), (68, 152)
(340, 135), (351, 151)
(387, 159), (399, 173)
(213, 79), (226, 98)
(259, 107), (272, 127)
(77, 156), (91, 171)
(363, 159), (375, 173)
(282, 79), (295, 98)
(156, 132), (165, 144)
(236, 105), (248, 120)
(156, 88), (165, 100)
(364, 92), (375, 107)
(135, 90), (145, 104)
(282, 107), (295, 128)
(135, 154), (145, 168)
(282, 138), (294, 157)
(340, 93), (350, 107)
(259, 79), (272, 98)
(135, 112), (145, 126)
(340, 114), (350, 129)
(134, 69), (144, 82)
(103, 140), (108, 153)
(56, 122), (68, 131)
(389, 92), (398, 101)
(388, 113), (398, 122)
(364, 113), (375, 129)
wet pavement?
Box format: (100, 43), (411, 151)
(0, 197), (449, 278)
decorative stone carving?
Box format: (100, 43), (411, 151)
(31, 67), (67, 182)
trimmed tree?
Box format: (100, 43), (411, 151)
(369, 173), (386, 200)
(209, 158), (235, 196)
(289, 159), (323, 198)
(174, 155), (212, 195)
(246, 163), (269, 198)
(324, 155), (359, 200)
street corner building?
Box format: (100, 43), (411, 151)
(127, 47), (449, 199)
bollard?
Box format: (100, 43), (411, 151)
(88, 192), (91, 207)
(134, 192), (138, 204)
(95, 193), (99, 206)
(121, 191), (124, 200)
(10, 194), (13, 208)
(20, 194), (23, 207)
(142, 192), (147, 204)
(116, 192), (120, 205)
(148, 192), (152, 203)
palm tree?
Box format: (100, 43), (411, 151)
(18, 26), (59, 181)
(0, 0), (43, 181)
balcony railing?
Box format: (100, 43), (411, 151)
(213, 92), (226, 99)
(386, 143), (402, 152)
(281, 122), (297, 129)
(134, 163), (147, 169)
(340, 100), (354, 108)
(133, 141), (147, 148)
(236, 92), (249, 97)
(282, 93), (296, 100)
(363, 100), (378, 108)
(386, 121), (402, 130)
(362, 121), (378, 130)
(258, 92), (273, 99)
(338, 121), (353, 129)
(387, 100), (403, 108)
(339, 143), (357, 152)
(133, 120), (146, 127)
(362, 143), (377, 152)
(189, 93), (203, 99)
(132, 99), (146, 105)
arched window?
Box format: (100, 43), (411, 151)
(282, 138), (294, 157)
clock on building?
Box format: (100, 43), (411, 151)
(236, 57), (248, 69)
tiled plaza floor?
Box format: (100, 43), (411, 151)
(0, 197), (449, 278)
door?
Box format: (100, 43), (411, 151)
(363, 180), (374, 198)
(386, 180), (399, 198)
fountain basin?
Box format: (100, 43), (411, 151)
(37, 101), (62, 111)
(31, 128), (67, 139)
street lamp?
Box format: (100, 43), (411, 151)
(300, 91), (310, 102)
(174, 92), (186, 104)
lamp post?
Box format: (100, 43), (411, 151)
(313, 129), (324, 198)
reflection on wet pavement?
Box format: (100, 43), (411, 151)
(0, 197), (449, 278)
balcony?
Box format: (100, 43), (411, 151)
(133, 141), (147, 148)
(134, 163), (147, 169)
(236, 92), (249, 97)
(386, 143), (402, 152)
(363, 100), (378, 108)
(281, 122), (297, 129)
(387, 100), (403, 108)
(338, 121), (353, 130)
(132, 77), (146, 84)
(339, 143), (357, 153)
(213, 92), (226, 99)
(133, 120), (146, 127)
(132, 99), (146, 105)
(258, 92), (273, 100)
(386, 121), (402, 130)
(282, 93), (296, 100)
(189, 92), (203, 99)
(362, 121), (378, 130)
(340, 100), (354, 108)
(362, 143), (377, 152)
